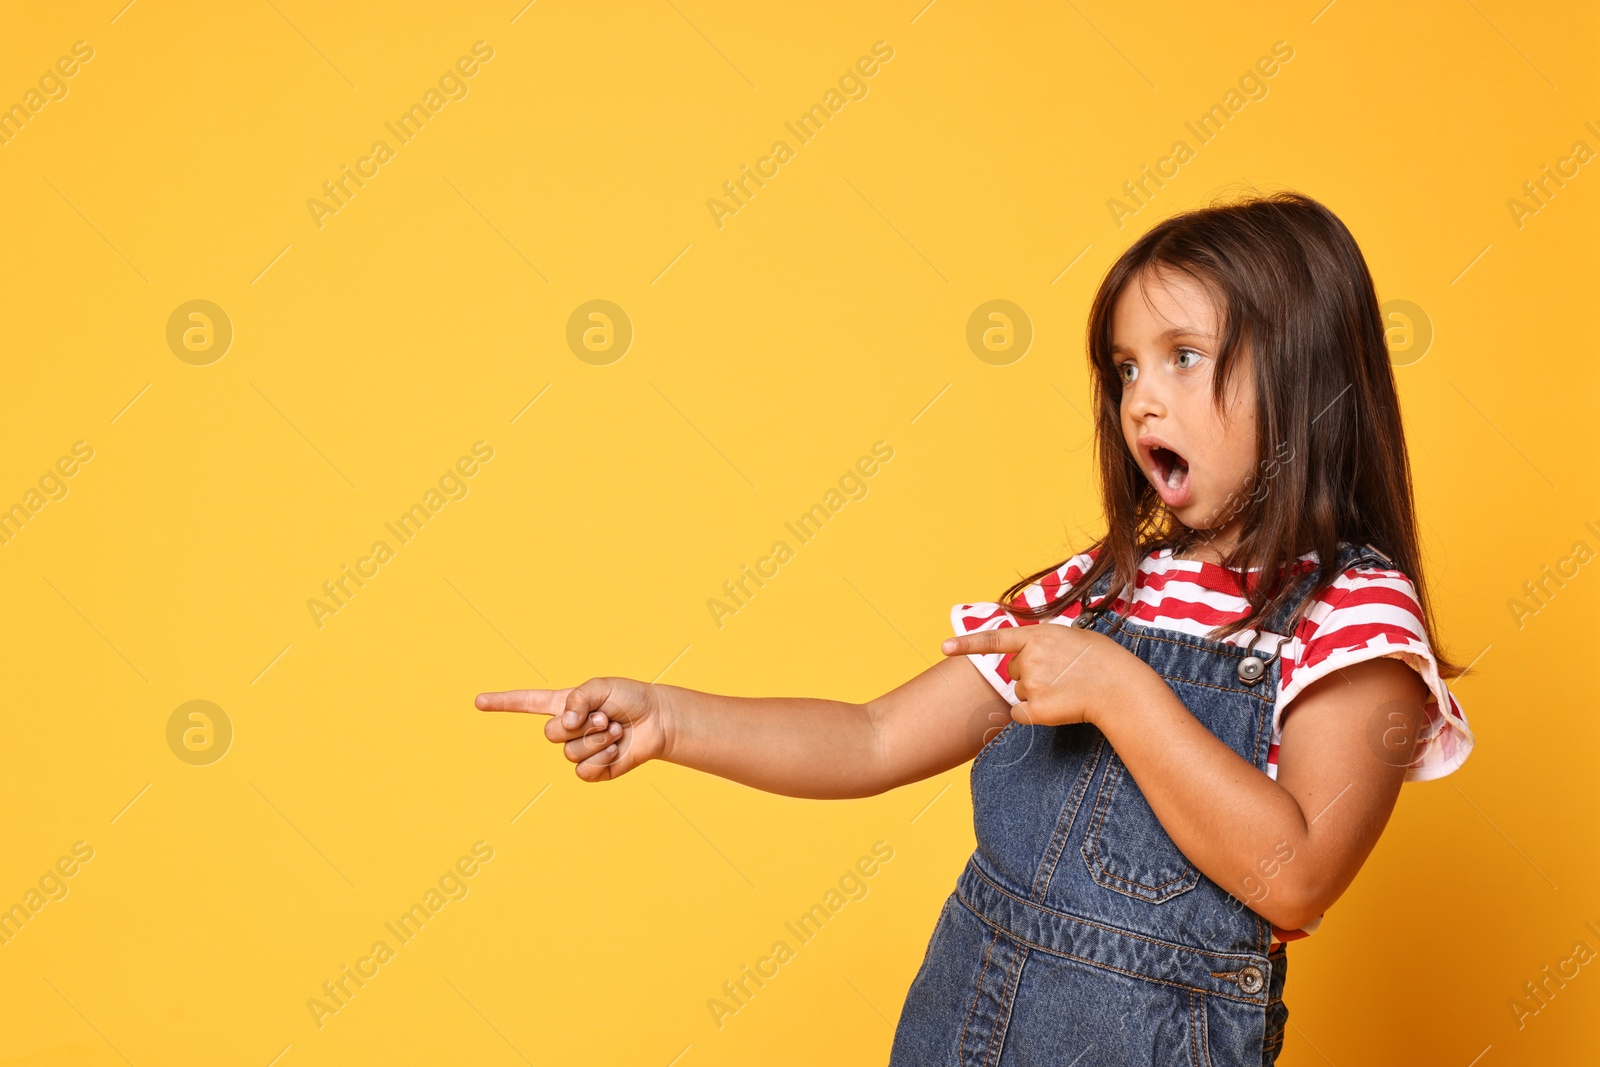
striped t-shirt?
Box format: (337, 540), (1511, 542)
(951, 544), (1474, 944)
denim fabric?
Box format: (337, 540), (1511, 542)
(891, 543), (1388, 1066)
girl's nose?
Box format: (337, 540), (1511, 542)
(1125, 380), (1166, 420)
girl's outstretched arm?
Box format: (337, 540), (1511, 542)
(941, 624), (1430, 933)
(475, 652), (1011, 800)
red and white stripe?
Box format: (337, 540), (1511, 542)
(951, 545), (1475, 945)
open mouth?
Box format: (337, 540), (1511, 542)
(1143, 441), (1192, 507)
(1150, 445), (1190, 491)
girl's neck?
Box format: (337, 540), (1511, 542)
(1168, 527), (1328, 570)
(1171, 521), (1243, 565)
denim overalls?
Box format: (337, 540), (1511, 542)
(891, 542), (1391, 1066)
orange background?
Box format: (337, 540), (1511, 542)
(0, 1), (1594, 1064)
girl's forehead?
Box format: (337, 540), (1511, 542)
(1111, 268), (1223, 349)
(1119, 267), (1220, 321)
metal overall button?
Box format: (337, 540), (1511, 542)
(1210, 964), (1265, 994)
(1072, 595), (1123, 631)
(1236, 633), (1291, 685)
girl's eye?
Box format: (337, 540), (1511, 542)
(1175, 347), (1204, 369)
(1117, 362), (1138, 384)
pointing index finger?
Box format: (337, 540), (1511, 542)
(475, 688), (576, 716)
(941, 626), (1030, 657)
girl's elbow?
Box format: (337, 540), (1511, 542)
(1259, 881), (1335, 933)
(1259, 899), (1316, 934)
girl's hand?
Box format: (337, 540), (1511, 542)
(940, 624), (1143, 727)
(475, 677), (671, 782)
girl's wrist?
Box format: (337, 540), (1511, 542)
(651, 682), (683, 765)
(1086, 638), (1154, 732)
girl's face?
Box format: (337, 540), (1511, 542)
(1111, 267), (1258, 554)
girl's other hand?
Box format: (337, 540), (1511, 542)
(940, 624), (1144, 727)
(475, 677), (671, 781)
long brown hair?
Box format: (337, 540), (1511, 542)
(999, 190), (1461, 677)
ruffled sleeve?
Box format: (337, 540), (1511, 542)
(1277, 563), (1475, 782)
(950, 552), (1097, 705)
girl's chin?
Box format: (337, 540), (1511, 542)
(1164, 492), (1231, 531)
(1150, 475), (1240, 533)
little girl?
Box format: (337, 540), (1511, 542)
(476, 191), (1475, 1065)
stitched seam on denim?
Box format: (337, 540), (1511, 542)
(984, 943), (1028, 1067)
(1250, 667), (1273, 959)
(1028, 736), (1104, 902)
(1191, 989), (1205, 1067)
(1093, 763), (1195, 888)
(957, 923), (1002, 1064)
(963, 861), (1259, 965)
(1081, 745), (1116, 854)
(1122, 621), (1306, 699)
(1158, 671), (1267, 703)
(1264, 1017), (1284, 1056)
(1232, 635), (1284, 961)
(1252, 666), (1271, 765)
(1078, 751), (1125, 896)
(1265, 948), (1288, 1059)
(1117, 624), (1271, 663)
(1081, 756), (1198, 900)
(1196, 991), (1216, 1067)
(955, 883), (1267, 1007)
(1117, 629), (1270, 688)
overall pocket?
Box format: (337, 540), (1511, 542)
(1080, 751), (1200, 903)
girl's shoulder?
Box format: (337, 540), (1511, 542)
(1292, 545), (1432, 647)
(1026, 548), (1101, 608)
(1283, 546), (1475, 781)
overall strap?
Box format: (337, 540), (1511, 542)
(1057, 555), (1130, 634)
(1072, 554), (1134, 628)
(1084, 558), (1122, 605)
